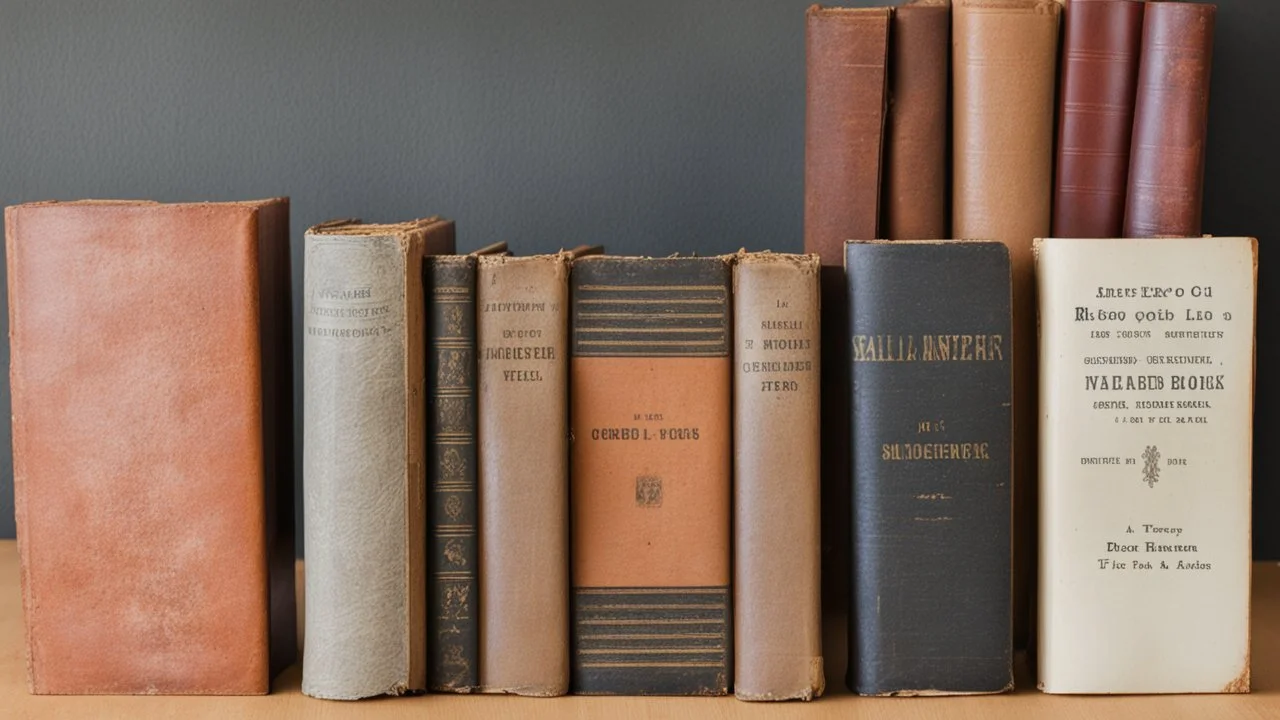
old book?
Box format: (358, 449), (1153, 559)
(570, 256), (733, 696)
(302, 217), (456, 700)
(952, 0), (1059, 650)
(6, 199), (296, 694)
(476, 253), (571, 697)
(846, 240), (1013, 695)
(1037, 236), (1254, 693)
(1052, 0), (1145, 238)
(804, 3), (890, 616)
(423, 242), (506, 693)
(1124, 2), (1216, 238)
(883, 0), (950, 240)
(732, 252), (823, 702)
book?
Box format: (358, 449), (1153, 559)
(732, 252), (823, 702)
(952, 0), (1060, 650)
(883, 0), (950, 240)
(1052, 0), (1145, 238)
(846, 240), (1013, 695)
(302, 217), (455, 700)
(476, 253), (571, 697)
(1036, 236), (1255, 694)
(570, 256), (733, 696)
(424, 242), (507, 693)
(5, 198), (296, 695)
(804, 3), (890, 616)
(1124, 2), (1216, 238)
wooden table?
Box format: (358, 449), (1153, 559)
(2, 540), (1277, 718)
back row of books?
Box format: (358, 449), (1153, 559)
(6, 0), (1248, 702)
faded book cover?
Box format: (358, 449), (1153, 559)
(732, 253), (823, 701)
(1037, 236), (1254, 694)
(6, 199), (295, 695)
(846, 240), (1013, 695)
(570, 256), (733, 696)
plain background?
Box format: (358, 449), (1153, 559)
(1, 1), (1275, 558)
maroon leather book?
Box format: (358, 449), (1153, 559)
(1124, 1), (1216, 238)
(1053, 0), (1145, 238)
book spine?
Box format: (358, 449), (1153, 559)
(476, 255), (570, 696)
(1123, 2), (1216, 238)
(1052, 0), (1145, 238)
(426, 256), (480, 692)
(804, 4), (890, 615)
(732, 253), (823, 701)
(570, 256), (733, 696)
(883, 0), (950, 240)
(952, 0), (1059, 651)
(302, 233), (425, 699)
(1037, 236), (1254, 694)
(846, 241), (1013, 695)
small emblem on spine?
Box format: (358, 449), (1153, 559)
(1142, 445), (1161, 488)
(635, 475), (663, 508)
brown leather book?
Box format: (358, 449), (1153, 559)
(1124, 1), (1216, 238)
(883, 0), (950, 240)
(6, 199), (296, 695)
(1053, 0), (1145, 238)
(804, 3), (890, 616)
(303, 217), (455, 700)
(733, 253), (823, 701)
(952, 0), (1060, 651)
(476, 253), (571, 697)
(570, 256), (732, 696)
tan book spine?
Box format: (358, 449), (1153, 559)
(476, 254), (571, 696)
(732, 253), (824, 701)
(953, 0), (1060, 651)
(302, 218), (454, 700)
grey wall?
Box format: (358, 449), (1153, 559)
(2, 1), (1277, 558)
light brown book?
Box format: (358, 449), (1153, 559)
(952, 0), (1060, 651)
(302, 217), (455, 700)
(6, 199), (296, 694)
(476, 253), (571, 696)
(732, 253), (823, 701)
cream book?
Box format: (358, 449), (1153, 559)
(1036, 236), (1255, 694)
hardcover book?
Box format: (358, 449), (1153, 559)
(302, 217), (456, 700)
(570, 256), (733, 696)
(846, 240), (1013, 695)
(1036, 236), (1254, 694)
(477, 253), (572, 696)
(6, 199), (296, 695)
(733, 252), (823, 701)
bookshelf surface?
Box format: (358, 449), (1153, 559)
(1, 541), (1276, 719)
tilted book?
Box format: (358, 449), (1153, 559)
(846, 240), (1013, 695)
(6, 199), (296, 694)
(732, 252), (823, 701)
(302, 217), (455, 700)
(1037, 236), (1254, 694)
(570, 256), (733, 695)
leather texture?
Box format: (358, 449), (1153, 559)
(570, 256), (732, 696)
(1124, 1), (1216, 238)
(883, 0), (950, 240)
(425, 255), (481, 692)
(846, 240), (1013, 695)
(732, 253), (823, 701)
(952, 0), (1059, 652)
(302, 218), (455, 700)
(1053, 0), (1145, 239)
(804, 4), (890, 619)
(476, 254), (571, 697)
(6, 198), (296, 695)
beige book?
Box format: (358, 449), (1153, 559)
(1036, 236), (1255, 694)
(477, 253), (571, 696)
(732, 253), (824, 701)
(302, 218), (455, 700)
